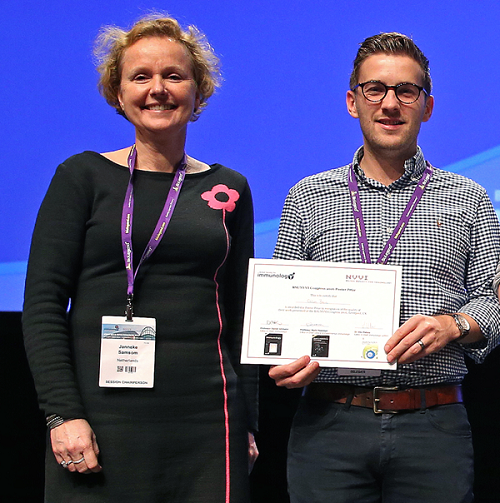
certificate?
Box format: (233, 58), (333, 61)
(241, 259), (401, 370)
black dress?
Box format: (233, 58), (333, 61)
(22, 152), (258, 503)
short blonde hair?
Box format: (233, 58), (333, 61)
(94, 14), (221, 121)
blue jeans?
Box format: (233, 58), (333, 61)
(288, 397), (474, 503)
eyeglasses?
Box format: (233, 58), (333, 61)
(353, 80), (428, 105)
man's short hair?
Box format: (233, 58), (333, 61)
(349, 32), (432, 95)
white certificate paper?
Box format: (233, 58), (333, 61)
(241, 259), (401, 370)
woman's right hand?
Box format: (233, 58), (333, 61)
(50, 419), (102, 474)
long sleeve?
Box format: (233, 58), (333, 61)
(22, 160), (91, 419)
(458, 190), (500, 362)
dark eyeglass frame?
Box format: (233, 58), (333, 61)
(352, 80), (429, 104)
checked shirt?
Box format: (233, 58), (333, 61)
(273, 146), (500, 387)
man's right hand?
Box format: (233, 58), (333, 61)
(268, 355), (321, 388)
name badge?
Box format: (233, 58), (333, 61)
(337, 368), (381, 377)
(99, 316), (156, 388)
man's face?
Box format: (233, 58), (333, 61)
(346, 53), (434, 161)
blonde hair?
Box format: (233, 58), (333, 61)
(94, 14), (221, 121)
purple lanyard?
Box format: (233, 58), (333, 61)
(348, 162), (433, 265)
(121, 145), (187, 320)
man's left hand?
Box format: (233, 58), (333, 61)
(385, 314), (462, 365)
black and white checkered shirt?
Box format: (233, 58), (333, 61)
(273, 146), (500, 386)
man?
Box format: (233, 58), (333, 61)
(269, 33), (500, 503)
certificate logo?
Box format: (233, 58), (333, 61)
(257, 271), (295, 280)
(346, 274), (368, 282)
(362, 344), (378, 360)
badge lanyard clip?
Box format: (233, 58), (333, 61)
(125, 294), (134, 321)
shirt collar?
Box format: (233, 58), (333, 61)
(352, 146), (427, 185)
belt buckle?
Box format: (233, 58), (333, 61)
(373, 386), (400, 414)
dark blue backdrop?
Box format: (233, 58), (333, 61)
(2, 0), (500, 310)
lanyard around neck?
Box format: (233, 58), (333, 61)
(121, 145), (187, 320)
(348, 162), (433, 265)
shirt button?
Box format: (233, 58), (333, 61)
(385, 192), (392, 198)
(386, 227), (392, 234)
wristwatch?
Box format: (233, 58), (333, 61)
(451, 313), (470, 341)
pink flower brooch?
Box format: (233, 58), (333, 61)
(201, 184), (240, 212)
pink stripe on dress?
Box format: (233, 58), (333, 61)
(213, 208), (231, 502)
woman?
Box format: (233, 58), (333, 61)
(23, 14), (258, 503)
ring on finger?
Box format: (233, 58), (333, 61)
(73, 457), (85, 464)
(417, 339), (425, 351)
(60, 460), (67, 467)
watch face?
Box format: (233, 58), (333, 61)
(458, 314), (470, 331)
(454, 314), (470, 336)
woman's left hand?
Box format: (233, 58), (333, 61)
(248, 432), (259, 473)
(51, 419), (101, 474)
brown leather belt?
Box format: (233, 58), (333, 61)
(306, 383), (463, 414)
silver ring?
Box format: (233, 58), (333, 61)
(60, 460), (67, 467)
(417, 339), (425, 351)
(73, 457), (85, 464)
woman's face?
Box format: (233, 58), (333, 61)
(118, 36), (200, 140)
